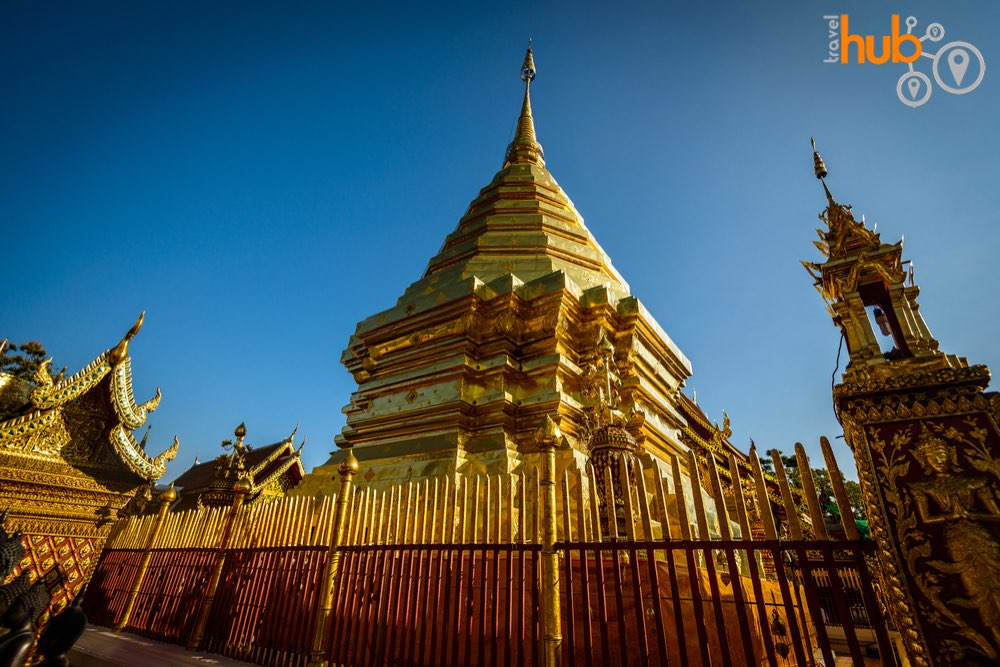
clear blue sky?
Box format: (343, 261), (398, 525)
(3, 1), (997, 482)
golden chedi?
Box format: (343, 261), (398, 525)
(295, 48), (694, 493)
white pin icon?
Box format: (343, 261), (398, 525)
(948, 49), (970, 86)
(907, 78), (921, 99)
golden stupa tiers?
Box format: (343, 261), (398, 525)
(295, 48), (694, 492)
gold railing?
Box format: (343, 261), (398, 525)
(84, 436), (897, 666)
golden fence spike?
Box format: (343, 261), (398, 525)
(366, 488), (380, 547)
(430, 477), (440, 544)
(485, 475), (493, 544)
(821, 436), (860, 541)
(705, 454), (733, 540)
(383, 486), (395, 545)
(460, 476), (470, 544)
(300, 497), (310, 547)
(652, 470), (672, 541)
(269, 499), (281, 548)
(749, 447), (779, 541)
(533, 467), (541, 544)
(603, 465), (619, 541)
(305, 496), (316, 547)
(727, 453), (753, 541)
(413, 481), (425, 544)
(269, 500), (281, 548)
(447, 476), (455, 544)
(670, 455), (692, 541)
(275, 499), (287, 547)
(347, 489), (362, 547)
(635, 466), (654, 542)
(572, 468), (587, 543)
(619, 458), (637, 541)
(795, 442), (830, 540)
(420, 478), (431, 545)
(394, 483), (405, 545)
(496, 474), (503, 544)
(561, 469), (573, 543)
(518, 472), (527, 544)
(451, 476), (460, 544)
(274, 500), (286, 547)
(507, 473), (515, 544)
(284, 498), (296, 546)
(686, 450), (712, 540)
(399, 482), (411, 544)
(771, 448), (803, 540)
(587, 463), (603, 543)
(290, 497), (300, 547)
(477, 475), (486, 544)
(375, 490), (386, 545)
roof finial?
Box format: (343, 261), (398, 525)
(504, 42), (544, 168)
(811, 137), (828, 179)
(811, 138), (834, 204)
(109, 311), (145, 365)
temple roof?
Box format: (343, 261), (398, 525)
(0, 313), (178, 481)
(171, 426), (305, 511)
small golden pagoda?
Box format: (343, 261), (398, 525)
(296, 48), (712, 494)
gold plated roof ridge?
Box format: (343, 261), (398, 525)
(504, 46), (545, 168)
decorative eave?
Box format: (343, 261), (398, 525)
(0, 313), (178, 481)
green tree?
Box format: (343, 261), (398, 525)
(0, 341), (57, 382)
(844, 480), (867, 521)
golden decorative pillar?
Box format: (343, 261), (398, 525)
(308, 450), (359, 667)
(114, 483), (176, 631)
(534, 416), (562, 667)
(186, 477), (250, 650)
(806, 142), (1000, 666)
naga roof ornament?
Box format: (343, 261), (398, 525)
(0, 312), (178, 481)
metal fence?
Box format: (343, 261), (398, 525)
(83, 440), (898, 666)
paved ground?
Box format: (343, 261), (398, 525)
(69, 626), (258, 667)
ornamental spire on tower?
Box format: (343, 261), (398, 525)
(504, 41), (545, 167)
(811, 137), (835, 205)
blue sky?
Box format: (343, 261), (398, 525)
(2, 1), (998, 481)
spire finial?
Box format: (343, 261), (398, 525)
(811, 137), (828, 180)
(504, 43), (545, 168)
(811, 138), (835, 204)
(521, 39), (536, 83)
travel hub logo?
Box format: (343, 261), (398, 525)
(823, 14), (986, 108)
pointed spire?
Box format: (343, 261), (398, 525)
(504, 42), (545, 168)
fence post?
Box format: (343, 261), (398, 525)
(186, 477), (250, 650)
(115, 483), (176, 631)
(534, 416), (562, 667)
(308, 450), (359, 666)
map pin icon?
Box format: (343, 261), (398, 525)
(907, 78), (921, 100)
(948, 49), (970, 86)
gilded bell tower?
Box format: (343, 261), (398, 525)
(806, 142), (1000, 666)
(295, 48), (694, 492)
